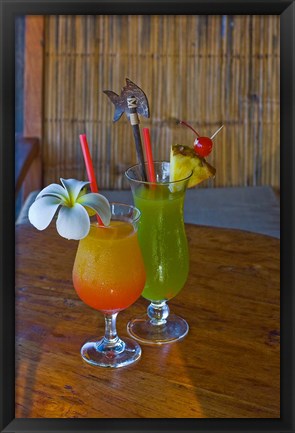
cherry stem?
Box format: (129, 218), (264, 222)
(179, 120), (200, 137)
(210, 125), (224, 140)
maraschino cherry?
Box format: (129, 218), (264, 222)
(178, 120), (223, 157)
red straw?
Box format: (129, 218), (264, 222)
(79, 134), (104, 226)
(142, 128), (156, 183)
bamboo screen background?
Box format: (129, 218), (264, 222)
(43, 15), (280, 189)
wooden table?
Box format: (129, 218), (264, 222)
(15, 223), (280, 418)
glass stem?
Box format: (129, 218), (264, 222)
(147, 301), (170, 325)
(103, 312), (120, 347)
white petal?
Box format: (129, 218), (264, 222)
(36, 183), (68, 201)
(60, 178), (90, 203)
(56, 203), (90, 240)
(28, 196), (61, 230)
(77, 193), (111, 226)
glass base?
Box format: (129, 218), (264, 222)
(81, 336), (141, 368)
(127, 313), (189, 345)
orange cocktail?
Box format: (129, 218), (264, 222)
(73, 220), (146, 312)
(72, 203), (146, 368)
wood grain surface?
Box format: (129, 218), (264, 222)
(15, 223), (280, 418)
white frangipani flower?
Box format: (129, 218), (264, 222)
(28, 178), (111, 240)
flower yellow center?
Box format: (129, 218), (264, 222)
(65, 191), (76, 207)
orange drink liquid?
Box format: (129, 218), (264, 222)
(72, 221), (146, 313)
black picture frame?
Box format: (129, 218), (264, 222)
(0, 1), (294, 432)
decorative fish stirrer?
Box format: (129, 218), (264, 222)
(103, 78), (150, 181)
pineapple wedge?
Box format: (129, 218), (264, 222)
(169, 144), (216, 188)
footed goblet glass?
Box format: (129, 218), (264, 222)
(125, 162), (192, 344)
(72, 203), (146, 367)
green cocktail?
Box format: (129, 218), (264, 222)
(133, 185), (189, 302)
(125, 161), (192, 345)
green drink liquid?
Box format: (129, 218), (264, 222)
(134, 185), (189, 302)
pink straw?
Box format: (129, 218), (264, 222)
(79, 134), (104, 226)
(142, 128), (156, 183)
